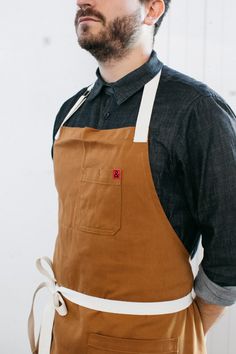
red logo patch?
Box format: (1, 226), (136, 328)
(113, 168), (121, 180)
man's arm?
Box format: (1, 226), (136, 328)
(176, 93), (236, 332)
(195, 296), (227, 334)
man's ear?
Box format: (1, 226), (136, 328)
(143, 0), (165, 26)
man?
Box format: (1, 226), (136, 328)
(28, 1), (236, 353)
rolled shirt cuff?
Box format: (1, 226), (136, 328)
(194, 264), (236, 306)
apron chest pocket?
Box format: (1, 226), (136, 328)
(87, 333), (179, 353)
(78, 166), (122, 236)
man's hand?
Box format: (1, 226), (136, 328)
(195, 296), (227, 334)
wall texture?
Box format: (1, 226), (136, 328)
(0, 1), (235, 353)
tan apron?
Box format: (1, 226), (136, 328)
(28, 69), (207, 354)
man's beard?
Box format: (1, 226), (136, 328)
(74, 9), (142, 62)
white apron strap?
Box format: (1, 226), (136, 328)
(28, 256), (194, 354)
(54, 83), (95, 140)
(133, 68), (162, 143)
(28, 257), (68, 354)
(58, 285), (193, 315)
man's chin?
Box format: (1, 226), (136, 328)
(77, 33), (101, 48)
(76, 29), (97, 42)
(77, 39), (96, 50)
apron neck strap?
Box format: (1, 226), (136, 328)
(54, 83), (94, 140)
(133, 69), (162, 143)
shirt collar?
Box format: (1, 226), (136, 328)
(87, 50), (163, 105)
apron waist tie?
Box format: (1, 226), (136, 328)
(28, 256), (194, 354)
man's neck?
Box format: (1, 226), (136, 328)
(98, 46), (153, 83)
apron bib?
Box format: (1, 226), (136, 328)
(28, 69), (207, 354)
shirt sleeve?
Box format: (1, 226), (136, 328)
(194, 264), (236, 306)
(177, 93), (236, 306)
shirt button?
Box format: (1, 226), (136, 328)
(104, 112), (111, 120)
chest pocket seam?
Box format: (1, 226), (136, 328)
(78, 166), (122, 236)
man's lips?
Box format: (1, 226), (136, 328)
(79, 17), (100, 23)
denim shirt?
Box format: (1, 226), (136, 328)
(52, 50), (236, 306)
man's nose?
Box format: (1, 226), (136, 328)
(76, 0), (94, 8)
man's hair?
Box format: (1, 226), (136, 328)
(140, 0), (171, 36)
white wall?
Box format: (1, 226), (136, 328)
(0, 1), (235, 353)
